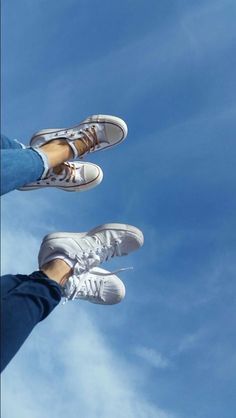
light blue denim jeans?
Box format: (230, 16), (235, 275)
(0, 134), (49, 196)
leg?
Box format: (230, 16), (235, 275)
(0, 235), (132, 372)
(0, 137), (77, 195)
(0, 270), (62, 372)
(0, 134), (44, 194)
(39, 223), (143, 302)
(1, 114), (128, 195)
(0, 134), (99, 196)
(0, 134), (24, 150)
(1, 148), (45, 195)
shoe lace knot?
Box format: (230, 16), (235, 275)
(73, 239), (123, 276)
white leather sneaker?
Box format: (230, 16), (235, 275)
(30, 115), (128, 159)
(38, 223), (144, 275)
(18, 161), (103, 192)
(63, 267), (126, 304)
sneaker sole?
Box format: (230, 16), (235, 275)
(42, 223), (144, 247)
(30, 115), (128, 150)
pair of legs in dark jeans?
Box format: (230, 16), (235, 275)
(0, 117), (144, 373)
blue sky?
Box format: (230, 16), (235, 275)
(1, 0), (236, 417)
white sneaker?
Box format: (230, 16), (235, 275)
(30, 115), (128, 159)
(18, 161), (103, 192)
(38, 223), (144, 275)
(63, 267), (126, 304)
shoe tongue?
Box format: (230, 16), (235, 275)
(93, 123), (105, 143)
(75, 164), (84, 181)
(46, 167), (66, 180)
(55, 168), (67, 179)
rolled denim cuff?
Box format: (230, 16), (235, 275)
(13, 139), (26, 149)
(31, 148), (50, 178)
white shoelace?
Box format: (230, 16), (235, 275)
(61, 236), (132, 302)
(73, 238), (123, 276)
(63, 267), (132, 302)
(65, 275), (105, 302)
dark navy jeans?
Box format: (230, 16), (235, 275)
(1, 134), (61, 372)
(0, 271), (62, 372)
(0, 134), (46, 195)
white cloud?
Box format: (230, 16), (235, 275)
(1, 191), (174, 418)
(134, 346), (170, 369)
(176, 330), (205, 354)
(1, 307), (174, 418)
(1, 192), (53, 275)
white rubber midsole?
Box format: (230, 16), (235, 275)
(42, 223), (144, 245)
(30, 114), (127, 146)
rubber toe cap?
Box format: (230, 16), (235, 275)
(83, 164), (103, 185)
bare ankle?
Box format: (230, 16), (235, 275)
(41, 259), (72, 286)
(40, 140), (73, 167)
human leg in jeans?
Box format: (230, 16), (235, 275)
(0, 133), (101, 196)
(0, 270), (62, 372)
(0, 134), (26, 150)
(0, 115), (128, 195)
(0, 134), (47, 193)
(0, 222), (144, 372)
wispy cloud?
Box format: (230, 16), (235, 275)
(176, 330), (205, 354)
(1, 192), (56, 275)
(2, 307), (174, 418)
(134, 346), (170, 369)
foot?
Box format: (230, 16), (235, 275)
(38, 223), (144, 275)
(30, 115), (128, 159)
(18, 161), (103, 192)
(63, 267), (126, 304)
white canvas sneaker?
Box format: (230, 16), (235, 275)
(30, 115), (128, 159)
(18, 161), (103, 192)
(63, 267), (126, 304)
(38, 223), (144, 275)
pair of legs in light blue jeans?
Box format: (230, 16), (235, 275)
(0, 134), (49, 195)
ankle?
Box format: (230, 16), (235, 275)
(41, 259), (72, 286)
(74, 139), (90, 156)
(39, 140), (73, 167)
